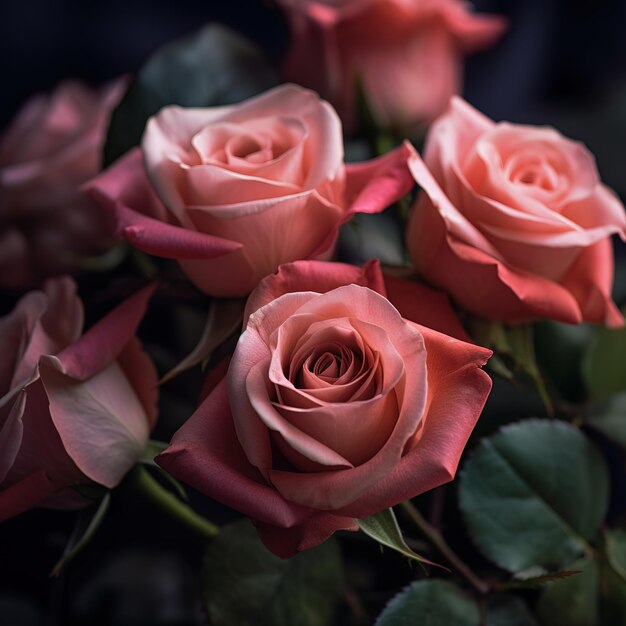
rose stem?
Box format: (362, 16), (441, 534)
(131, 465), (219, 539)
(399, 500), (490, 595)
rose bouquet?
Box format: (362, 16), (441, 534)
(2, 2), (626, 625)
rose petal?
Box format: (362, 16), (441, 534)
(40, 356), (150, 489)
(156, 378), (312, 528)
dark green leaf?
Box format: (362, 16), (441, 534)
(586, 393), (626, 449)
(459, 419), (608, 572)
(497, 570), (581, 591)
(582, 325), (626, 398)
(487, 594), (539, 626)
(534, 321), (592, 403)
(375, 580), (479, 626)
(104, 24), (278, 165)
(600, 531), (626, 624)
(537, 558), (599, 626)
(357, 508), (444, 568)
(51, 492), (110, 576)
(202, 519), (343, 626)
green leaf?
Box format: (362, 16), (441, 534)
(537, 558), (599, 626)
(459, 419), (608, 572)
(357, 508), (444, 569)
(374, 580), (479, 626)
(605, 529), (626, 579)
(486, 594), (539, 626)
(601, 530), (626, 624)
(139, 439), (168, 464)
(497, 570), (581, 591)
(202, 519), (343, 626)
(468, 321), (552, 416)
(582, 325), (626, 398)
(51, 492), (110, 576)
(104, 24), (278, 165)
(534, 321), (593, 403)
(586, 393), (626, 449)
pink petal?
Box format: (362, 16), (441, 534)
(243, 258), (386, 327)
(0, 470), (60, 522)
(334, 326), (493, 518)
(54, 283), (155, 381)
(559, 239), (624, 328)
(383, 273), (470, 342)
(156, 379), (312, 528)
(256, 513), (358, 559)
(40, 355), (150, 488)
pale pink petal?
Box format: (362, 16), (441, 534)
(40, 356), (150, 488)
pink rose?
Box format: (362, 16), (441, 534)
(88, 84), (413, 297)
(0, 277), (158, 521)
(157, 260), (491, 557)
(277, 0), (507, 129)
(406, 97), (626, 326)
(0, 79), (126, 290)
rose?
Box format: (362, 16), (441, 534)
(0, 277), (158, 521)
(0, 79), (126, 289)
(406, 97), (626, 326)
(87, 84), (413, 297)
(276, 0), (506, 129)
(157, 260), (491, 557)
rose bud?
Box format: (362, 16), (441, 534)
(0, 277), (157, 520)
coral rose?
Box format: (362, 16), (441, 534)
(0, 277), (157, 520)
(0, 79), (126, 289)
(87, 84), (413, 297)
(406, 97), (626, 326)
(277, 0), (507, 129)
(157, 260), (491, 557)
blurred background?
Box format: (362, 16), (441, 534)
(1, 1), (625, 624)
(1, 0), (625, 192)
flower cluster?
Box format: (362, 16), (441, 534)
(2, 3), (626, 622)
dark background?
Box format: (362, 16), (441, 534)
(2, 0), (626, 191)
(1, 1), (626, 624)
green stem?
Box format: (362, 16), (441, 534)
(399, 501), (490, 595)
(132, 466), (219, 539)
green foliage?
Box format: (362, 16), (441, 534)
(537, 558), (599, 626)
(51, 492), (110, 576)
(103, 24), (278, 165)
(375, 580), (479, 626)
(459, 419), (609, 572)
(582, 325), (626, 398)
(202, 519), (343, 626)
(586, 393), (626, 449)
(357, 508), (442, 568)
(486, 594), (539, 626)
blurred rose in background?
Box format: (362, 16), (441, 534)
(277, 0), (507, 130)
(0, 79), (125, 290)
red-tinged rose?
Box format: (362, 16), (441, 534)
(0, 79), (126, 289)
(277, 0), (507, 129)
(87, 84), (414, 297)
(0, 277), (158, 521)
(157, 260), (491, 557)
(406, 97), (626, 326)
